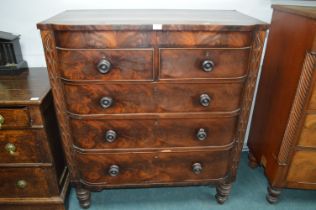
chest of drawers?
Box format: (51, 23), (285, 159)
(248, 5), (316, 203)
(0, 68), (69, 210)
(37, 10), (268, 208)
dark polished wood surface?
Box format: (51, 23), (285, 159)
(37, 9), (268, 31)
(0, 68), (69, 210)
(248, 5), (316, 203)
(38, 10), (268, 208)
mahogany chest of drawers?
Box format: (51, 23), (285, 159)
(0, 68), (69, 210)
(248, 5), (316, 203)
(37, 10), (268, 208)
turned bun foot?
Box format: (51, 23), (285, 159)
(248, 151), (259, 169)
(76, 187), (91, 209)
(215, 183), (232, 204)
(266, 185), (281, 204)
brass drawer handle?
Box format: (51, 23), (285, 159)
(108, 165), (120, 177)
(202, 60), (215, 72)
(0, 114), (4, 129)
(100, 97), (113, 109)
(97, 58), (111, 74)
(16, 180), (27, 189)
(196, 128), (207, 141)
(5, 143), (16, 155)
(192, 162), (203, 174)
(200, 94), (211, 107)
(105, 130), (117, 143)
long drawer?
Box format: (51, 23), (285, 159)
(70, 115), (237, 150)
(76, 149), (231, 186)
(0, 168), (54, 197)
(0, 130), (45, 164)
(64, 82), (243, 115)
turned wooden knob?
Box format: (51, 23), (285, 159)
(97, 58), (111, 74)
(200, 94), (211, 107)
(192, 162), (203, 174)
(100, 97), (113, 109)
(196, 128), (207, 141)
(105, 130), (117, 143)
(108, 165), (120, 177)
(202, 60), (215, 72)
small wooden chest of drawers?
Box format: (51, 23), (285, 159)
(0, 68), (69, 210)
(37, 10), (268, 208)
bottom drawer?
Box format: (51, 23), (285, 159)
(0, 168), (53, 198)
(287, 150), (316, 184)
(76, 149), (231, 186)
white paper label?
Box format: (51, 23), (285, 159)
(30, 97), (40, 101)
(153, 24), (162, 30)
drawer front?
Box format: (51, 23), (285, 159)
(64, 83), (243, 115)
(71, 116), (237, 150)
(297, 114), (316, 148)
(58, 49), (154, 81)
(0, 168), (52, 197)
(157, 31), (253, 48)
(159, 48), (250, 80)
(55, 31), (155, 49)
(0, 108), (30, 129)
(287, 150), (316, 184)
(0, 130), (43, 163)
(76, 150), (231, 185)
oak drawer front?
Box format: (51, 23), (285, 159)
(159, 48), (250, 80)
(0, 130), (43, 163)
(58, 49), (154, 81)
(71, 116), (237, 150)
(297, 114), (316, 148)
(0, 168), (52, 197)
(76, 150), (231, 185)
(55, 31), (155, 49)
(287, 151), (316, 184)
(0, 108), (30, 129)
(64, 83), (243, 115)
(157, 31), (253, 48)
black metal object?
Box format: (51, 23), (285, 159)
(0, 31), (28, 75)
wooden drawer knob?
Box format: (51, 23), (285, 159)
(5, 143), (16, 155)
(16, 180), (27, 189)
(196, 128), (207, 141)
(108, 165), (120, 177)
(105, 130), (117, 143)
(202, 60), (215, 72)
(97, 58), (111, 74)
(0, 114), (4, 129)
(192, 162), (203, 174)
(100, 97), (113, 109)
(200, 94), (211, 107)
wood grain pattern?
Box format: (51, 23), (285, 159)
(70, 115), (237, 150)
(63, 82), (243, 115)
(0, 108), (30, 129)
(297, 114), (316, 148)
(58, 48), (154, 81)
(0, 130), (44, 163)
(287, 150), (316, 184)
(40, 30), (78, 181)
(76, 149), (232, 186)
(278, 52), (316, 164)
(159, 48), (250, 80)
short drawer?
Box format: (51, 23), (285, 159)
(71, 115), (237, 150)
(58, 49), (154, 81)
(0, 108), (30, 129)
(64, 83), (243, 115)
(0, 130), (44, 163)
(0, 168), (52, 197)
(76, 149), (231, 185)
(297, 114), (316, 148)
(287, 150), (316, 184)
(159, 48), (250, 80)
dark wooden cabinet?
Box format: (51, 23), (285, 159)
(248, 5), (316, 203)
(37, 10), (268, 208)
(0, 68), (69, 210)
